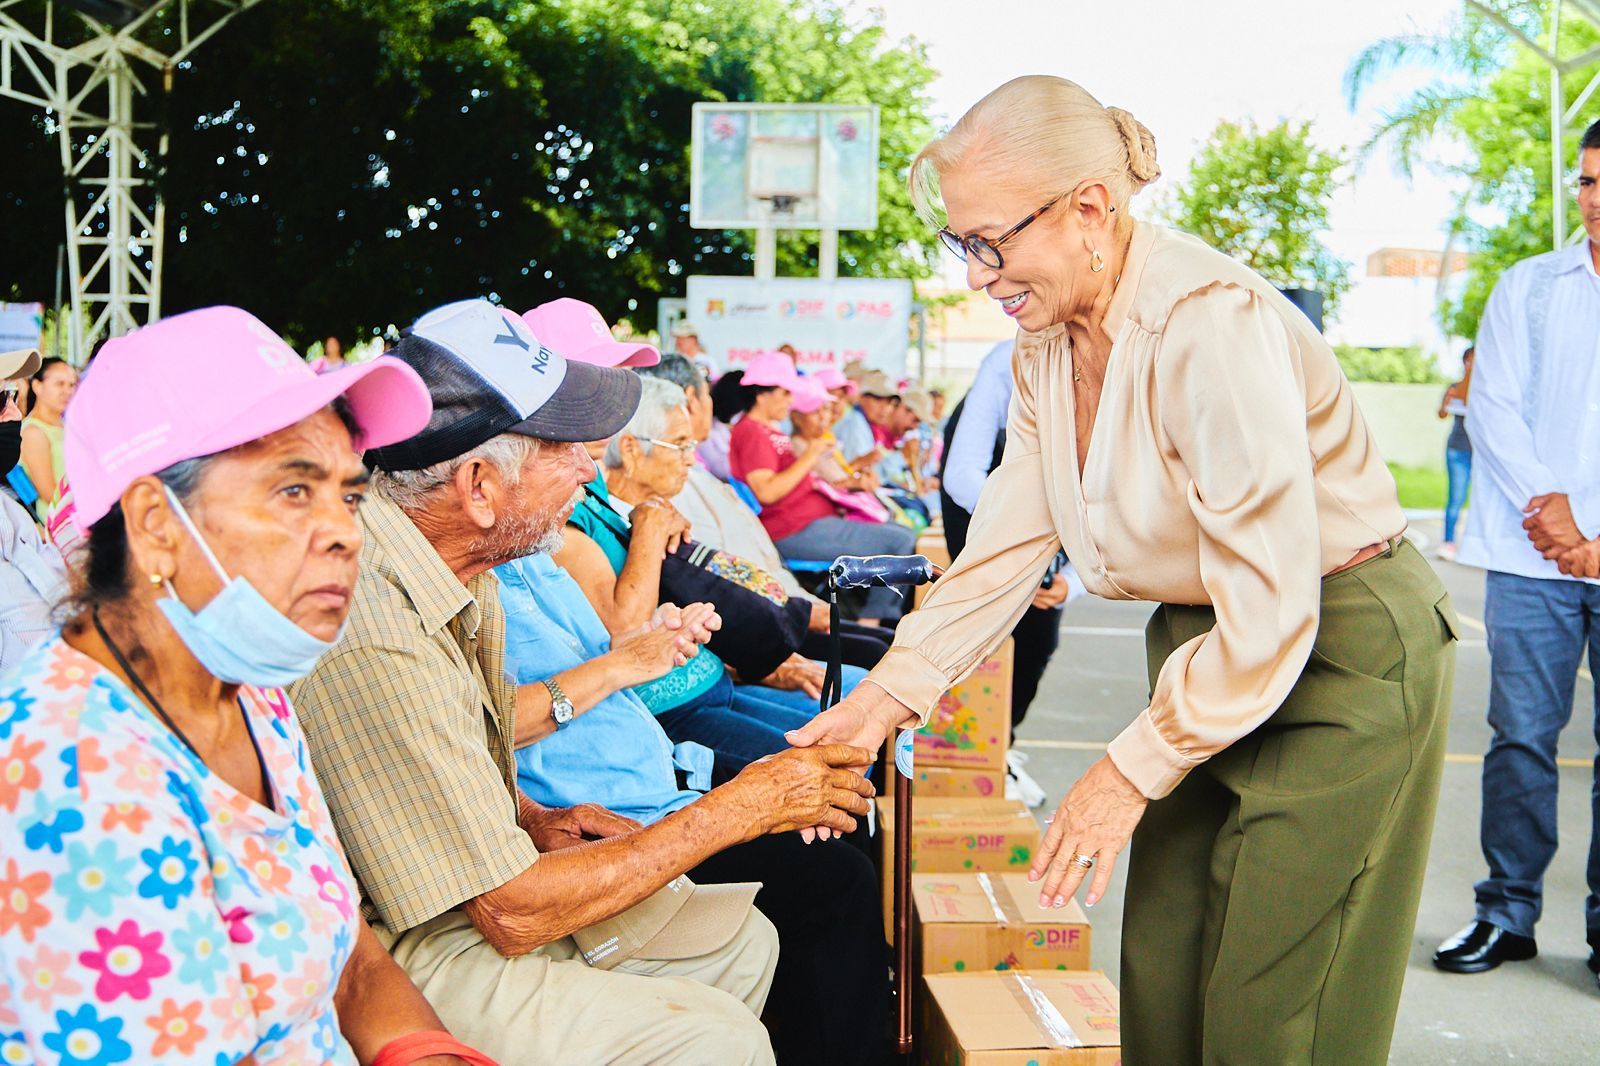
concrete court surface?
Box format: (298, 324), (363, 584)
(1009, 516), (1599, 1064)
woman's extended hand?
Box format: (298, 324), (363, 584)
(1029, 755), (1148, 909)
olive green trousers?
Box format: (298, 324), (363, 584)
(1121, 540), (1457, 1065)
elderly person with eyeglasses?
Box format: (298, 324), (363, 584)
(787, 75), (1459, 1066)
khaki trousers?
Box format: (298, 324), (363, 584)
(1122, 540), (1456, 1065)
(376, 907), (780, 1065)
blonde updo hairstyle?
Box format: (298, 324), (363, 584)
(909, 76), (1160, 238)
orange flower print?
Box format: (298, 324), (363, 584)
(241, 838), (291, 893)
(147, 997), (208, 1057)
(210, 982), (255, 1040)
(74, 737), (109, 777)
(100, 802), (153, 833)
(0, 857), (52, 943)
(18, 945), (82, 1010)
(42, 651), (94, 692)
(240, 965), (277, 1015)
(112, 745), (162, 798)
(0, 734), (45, 812)
(284, 961), (327, 1021)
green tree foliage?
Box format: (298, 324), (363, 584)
(1160, 119), (1352, 316)
(1332, 344), (1446, 384)
(1346, 2), (1599, 340)
(0, 0), (938, 342)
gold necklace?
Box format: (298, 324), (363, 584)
(1073, 271), (1122, 384)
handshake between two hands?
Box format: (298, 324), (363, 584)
(1522, 492), (1600, 578)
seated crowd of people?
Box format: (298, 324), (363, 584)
(0, 298), (945, 1066)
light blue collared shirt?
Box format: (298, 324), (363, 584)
(496, 554), (709, 824)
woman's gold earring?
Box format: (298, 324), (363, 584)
(1090, 248), (1106, 273)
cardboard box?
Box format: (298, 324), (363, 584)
(914, 766), (1004, 799)
(920, 970), (1122, 1065)
(877, 797), (1041, 939)
(913, 533), (950, 609)
(913, 872), (1091, 974)
(914, 638), (1013, 775)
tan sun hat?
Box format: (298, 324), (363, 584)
(0, 348), (42, 380)
(900, 386), (936, 424)
(671, 320), (699, 339)
(856, 369), (899, 398)
(572, 875), (762, 970)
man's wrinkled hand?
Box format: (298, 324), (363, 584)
(521, 802), (642, 852)
(1524, 493), (1587, 556)
(1556, 538), (1600, 578)
(734, 746), (875, 837)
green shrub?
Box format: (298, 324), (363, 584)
(1334, 345), (1447, 384)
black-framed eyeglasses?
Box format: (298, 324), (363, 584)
(936, 193), (1066, 270)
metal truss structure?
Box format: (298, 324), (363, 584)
(1467, 0), (1600, 249)
(0, 0), (261, 362)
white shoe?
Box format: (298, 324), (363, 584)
(1436, 542), (1457, 562)
(1005, 750), (1048, 809)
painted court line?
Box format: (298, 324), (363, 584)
(1013, 738), (1591, 768)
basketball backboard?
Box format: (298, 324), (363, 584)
(690, 103), (880, 231)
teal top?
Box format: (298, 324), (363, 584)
(569, 473), (726, 713)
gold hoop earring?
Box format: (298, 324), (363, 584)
(1090, 249), (1106, 273)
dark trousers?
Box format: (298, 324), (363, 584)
(800, 620), (891, 669)
(1010, 603), (1063, 731)
(691, 833), (888, 1066)
(1476, 570), (1600, 940)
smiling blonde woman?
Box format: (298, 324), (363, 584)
(788, 74), (1460, 1065)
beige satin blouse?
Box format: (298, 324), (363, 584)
(872, 222), (1406, 799)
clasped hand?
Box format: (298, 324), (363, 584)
(1523, 493), (1600, 577)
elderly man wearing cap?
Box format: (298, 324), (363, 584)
(671, 319), (704, 360)
(288, 300), (875, 1065)
(0, 346), (70, 674)
(832, 368), (900, 473)
(0, 310), (508, 1065)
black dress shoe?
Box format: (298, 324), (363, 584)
(1433, 920), (1538, 973)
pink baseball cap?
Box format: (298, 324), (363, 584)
(789, 376), (833, 414)
(812, 367), (857, 396)
(65, 306), (433, 528)
(740, 350), (800, 390)
(522, 298), (659, 369)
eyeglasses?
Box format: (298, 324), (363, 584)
(936, 192), (1067, 270)
(648, 439), (699, 459)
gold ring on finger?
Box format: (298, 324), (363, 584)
(1070, 853), (1095, 869)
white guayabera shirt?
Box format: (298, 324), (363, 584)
(1459, 239), (1600, 584)
(0, 492), (69, 676)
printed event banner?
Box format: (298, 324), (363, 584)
(684, 275), (912, 378)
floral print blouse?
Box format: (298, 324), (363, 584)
(0, 636), (361, 1065)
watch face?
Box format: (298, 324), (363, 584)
(554, 698), (575, 724)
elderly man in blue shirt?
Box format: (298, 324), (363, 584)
(496, 551), (888, 1065)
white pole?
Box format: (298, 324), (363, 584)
(754, 226), (777, 279)
(1552, 0), (1566, 250)
(818, 228), (838, 281)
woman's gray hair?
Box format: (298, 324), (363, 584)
(602, 376), (687, 470)
(374, 432), (538, 512)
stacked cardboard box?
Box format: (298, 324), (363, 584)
(912, 872), (1090, 975)
(875, 797), (1040, 940)
(912, 638), (1013, 800)
(920, 971), (1122, 1065)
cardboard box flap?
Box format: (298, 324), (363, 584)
(914, 872), (1088, 927)
(878, 797), (1037, 833)
(923, 971), (1121, 1051)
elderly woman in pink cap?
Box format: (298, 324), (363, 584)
(728, 352), (916, 625)
(0, 308), (496, 1066)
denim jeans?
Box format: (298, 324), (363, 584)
(731, 666), (866, 729)
(1475, 570), (1600, 941)
(1444, 447), (1472, 543)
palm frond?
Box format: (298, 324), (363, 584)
(1358, 85), (1474, 177)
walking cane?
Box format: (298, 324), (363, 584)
(819, 554), (936, 1059)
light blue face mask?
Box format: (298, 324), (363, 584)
(156, 487), (343, 688)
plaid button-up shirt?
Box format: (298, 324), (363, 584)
(290, 492), (539, 933)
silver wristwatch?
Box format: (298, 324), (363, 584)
(542, 678), (575, 726)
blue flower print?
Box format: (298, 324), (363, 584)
(0, 688), (35, 739)
(54, 838), (136, 921)
(289, 805), (316, 848)
(312, 1010), (339, 1058)
(21, 790), (85, 854)
(170, 909), (229, 993)
(163, 770), (210, 830)
(137, 836), (198, 909)
(42, 1004), (132, 1066)
(1, 1030), (31, 1065)
(60, 746), (80, 789)
(255, 902), (308, 971)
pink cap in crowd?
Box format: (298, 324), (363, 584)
(788, 376), (833, 414)
(739, 350), (800, 390)
(522, 298), (659, 368)
(65, 306), (433, 528)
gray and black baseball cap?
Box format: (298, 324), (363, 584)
(367, 299), (642, 472)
